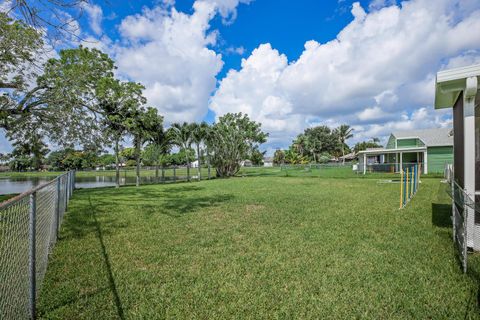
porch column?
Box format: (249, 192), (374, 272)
(424, 151), (428, 174)
(396, 152), (399, 172)
(464, 76), (478, 249)
(400, 152), (403, 172)
(363, 153), (366, 175)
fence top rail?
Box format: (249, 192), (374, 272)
(0, 171), (72, 210)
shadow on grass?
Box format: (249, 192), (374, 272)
(431, 203), (452, 228)
(88, 195), (125, 320)
(51, 185), (235, 317)
(73, 184), (233, 218)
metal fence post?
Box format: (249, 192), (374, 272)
(64, 175), (68, 211)
(29, 192), (37, 320)
(161, 166), (165, 183)
(55, 178), (61, 239)
(67, 172), (70, 201)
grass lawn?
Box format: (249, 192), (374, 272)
(37, 174), (480, 319)
(0, 194), (16, 202)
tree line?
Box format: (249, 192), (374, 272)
(2, 4), (382, 181)
(273, 125), (382, 165)
(1, 10), (267, 186)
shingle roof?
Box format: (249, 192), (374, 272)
(392, 127), (453, 147)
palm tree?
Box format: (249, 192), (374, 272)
(145, 116), (170, 182)
(336, 124), (354, 165)
(292, 134), (307, 157)
(203, 125), (215, 179)
(191, 122), (209, 181)
(169, 122), (195, 182)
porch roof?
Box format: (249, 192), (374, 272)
(358, 146), (426, 155)
(435, 64), (480, 109)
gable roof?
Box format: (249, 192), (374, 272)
(392, 128), (453, 147)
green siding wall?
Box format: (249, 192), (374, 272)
(427, 146), (453, 173)
(402, 153), (418, 163)
(397, 138), (424, 148)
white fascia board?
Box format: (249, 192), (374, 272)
(358, 147), (426, 155)
(435, 64), (480, 109)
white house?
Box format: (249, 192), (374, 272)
(263, 157), (273, 167)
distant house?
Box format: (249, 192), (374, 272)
(338, 152), (357, 162)
(263, 157), (273, 167)
(241, 160), (252, 167)
(191, 160), (199, 168)
(358, 128), (453, 174)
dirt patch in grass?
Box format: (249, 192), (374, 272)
(245, 204), (265, 214)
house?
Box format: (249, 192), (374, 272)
(263, 157), (273, 167)
(339, 152), (357, 162)
(241, 160), (252, 167)
(357, 128), (453, 174)
(191, 160), (199, 168)
(435, 63), (480, 253)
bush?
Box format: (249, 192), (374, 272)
(125, 159), (137, 167)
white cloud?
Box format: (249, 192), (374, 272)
(357, 106), (388, 121)
(369, 0), (397, 11)
(210, 0), (480, 149)
(109, 0), (252, 123)
(226, 46), (245, 55)
(211, 44), (307, 147)
(81, 3), (103, 35)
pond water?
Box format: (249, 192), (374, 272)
(0, 175), (186, 195)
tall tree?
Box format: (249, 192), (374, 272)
(3, 46), (115, 150)
(202, 124), (216, 179)
(0, 12), (42, 94)
(169, 122), (195, 182)
(273, 149), (285, 165)
(250, 147), (266, 166)
(192, 122), (209, 181)
(10, 129), (49, 170)
(292, 134), (308, 157)
(334, 124), (354, 164)
(354, 138), (382, 153)
(97, 78), (145, 188)
(143, 111), (168, 182)
(127, 107), (164, 187)
(209, 113), (267, 177)
(6, 0), (88, 41)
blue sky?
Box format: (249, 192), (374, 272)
(88, 0), (370, 77)
(3, 0), (480, 154)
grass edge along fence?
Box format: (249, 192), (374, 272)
(0, 171), (75, 320)
(399, 164), (420, 209)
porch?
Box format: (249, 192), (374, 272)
(357, 147), (427, 174)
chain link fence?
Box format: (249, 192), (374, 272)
(0, 171), (75, 319)
(445, 164), (471, 273)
